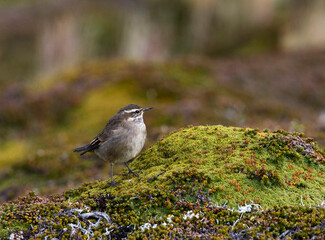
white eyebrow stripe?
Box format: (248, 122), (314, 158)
(124, 109), (140, 113)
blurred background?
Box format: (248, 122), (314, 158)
(0, 0), (325, 201)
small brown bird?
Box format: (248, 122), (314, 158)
(73, 104), (153, 185)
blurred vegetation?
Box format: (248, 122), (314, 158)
(2, 0), (325, 84)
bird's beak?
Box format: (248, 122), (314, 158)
(143, 107), (153, 111)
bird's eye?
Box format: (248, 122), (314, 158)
(135, 110), (140, 113)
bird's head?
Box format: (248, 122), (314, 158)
(118, 104), (153, 122)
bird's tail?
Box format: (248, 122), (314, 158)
(73, 144), (91, 156)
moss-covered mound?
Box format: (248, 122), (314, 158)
(68, 125), (325, 207)
(1, 125), (325, 239)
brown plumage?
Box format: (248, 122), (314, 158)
(73, 104), (153, 185)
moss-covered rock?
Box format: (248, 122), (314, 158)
(1, 125), (325, 239)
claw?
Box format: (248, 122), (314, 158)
(123, 170), (140, 177)
(109, 180), (119, 186)
(124, 162), (140, 177)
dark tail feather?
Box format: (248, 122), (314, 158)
(73, 145), (91, 156)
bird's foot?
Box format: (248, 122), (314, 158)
(123, 170), (141, 177)
(107, 180), (120, 187)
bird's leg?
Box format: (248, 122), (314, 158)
(109, 163), (117, 186)
(124, 162), (140, 177)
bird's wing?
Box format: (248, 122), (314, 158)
(96, 114), (122, 142)
(73, 114), (122, 155)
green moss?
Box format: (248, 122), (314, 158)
(0, 221), (30, 239)
(1, 125), (325, 238)
(65, 125), (325, 221)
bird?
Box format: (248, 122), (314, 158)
(73, 104), (153, 185)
